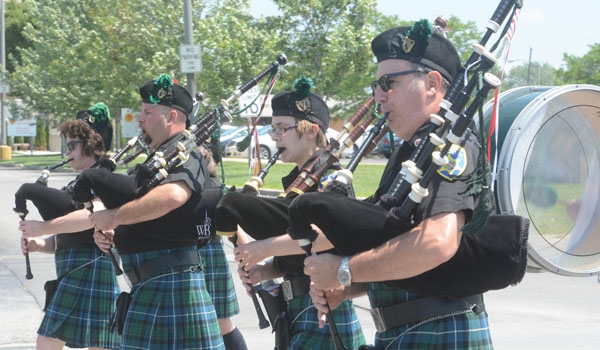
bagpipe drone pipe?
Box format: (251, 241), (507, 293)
(69, 54), (288, 240)
(287, 0), (530, 299)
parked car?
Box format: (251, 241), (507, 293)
(374, 131), (402, 158)
(224, 125), (278, 159)
(218, 126), (250, 157)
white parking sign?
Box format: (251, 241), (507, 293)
(179, 45), (202, 73)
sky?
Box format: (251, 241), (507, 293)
(249, 0), (598, 70)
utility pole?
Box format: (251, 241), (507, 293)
(526, 46), (532, 85)
(183, 0), (196, 97)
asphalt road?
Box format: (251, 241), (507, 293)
(1, 166), (599, 349)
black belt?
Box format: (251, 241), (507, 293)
(125, 249), (201, 285)
(281, 277), (310, 301)
(370, 294), (485, 332)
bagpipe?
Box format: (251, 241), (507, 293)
(215, 96), (387, 247)
(69, 54), (288, 241)
(214, 97), (389, 350)
(14, 158), (74, 280)
(287, 0), (529, 299)
(13, 132), (147, 280)
(108, 130), (149, 172)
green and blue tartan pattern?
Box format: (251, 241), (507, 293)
(199, 236), (240, 319)
(38, 246), (120, 348)
(120, 245), (224, 349)
(286, 293), (366, 349)
(367, 282), (493, 349)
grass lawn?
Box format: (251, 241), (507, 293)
(2, 153), (385, 198)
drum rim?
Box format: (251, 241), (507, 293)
(494, 84), (600, 276)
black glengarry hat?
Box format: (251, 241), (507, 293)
(139, 73), (193, 117)
(77, 102), (113, 151)
(371, 19), (461, 83)
(271, 76), (329, 131)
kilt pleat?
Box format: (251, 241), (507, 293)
(120, 246), (224, 349)
(286, 294), (366, 349)
(368, 283), (493, 349)
(199, 237), (240, 319)
(38, 246), (120, 348)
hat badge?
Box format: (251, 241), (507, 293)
(402, 36), (415, 53)
(296, 99), (308, 113)
(157, 87), (168, 100)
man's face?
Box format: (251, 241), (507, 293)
(138, 103), (170, 148)
(373, 59), (431, 141)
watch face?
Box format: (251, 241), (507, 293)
(338, 269), (351, 286)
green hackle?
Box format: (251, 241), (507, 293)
(89, 102), (110, 124)
(293, 76), (314, 99)
(406, 19), (433, 57)
(149, 73), (173, 104)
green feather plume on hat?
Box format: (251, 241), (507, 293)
(89, 102), (110, 124)
(293, 76), (314, 99)
(150, 73), (174, 105)
(406, 19), (433, 57)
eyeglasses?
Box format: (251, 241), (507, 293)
(268, 125), (297, 137)
(66, 140), (82, 152)
(371, 69), (424, 93)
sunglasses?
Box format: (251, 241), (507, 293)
(66, 140), (82, 152)
(268, 125), (297, 137)
(371, 69), (424, 93)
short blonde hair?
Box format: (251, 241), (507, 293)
(296, 119), (327, 147)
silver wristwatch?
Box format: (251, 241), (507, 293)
(337, 256), (352, 286)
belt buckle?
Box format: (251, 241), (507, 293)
(370, 308), (387, 332)
(281, 280), (293, 301)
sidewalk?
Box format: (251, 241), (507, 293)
(0, 253), (52, 349)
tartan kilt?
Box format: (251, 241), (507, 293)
(38, 245), (120, 349)
(121, 246), (224, 349)
(199, 236), (240, 319)
(286, 294), (365, 349)
(367, 283), (493, 349)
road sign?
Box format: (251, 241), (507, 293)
(121, 108), (139, 138)
(7, 119), (36, 137)
(238, 86), (261, 118)
(0, 83), (10, 93)
(179, 44), (202, 73)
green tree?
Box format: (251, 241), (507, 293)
(269, 0), (378, 119)
(444, 16), (482, 64)
(4, 0), (33, 74)
(555, 44), (600, 85)
(502, 62), (556, 90)
(195, 0), (282, 117)
(10, 0), (186, 132)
